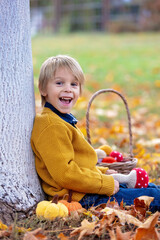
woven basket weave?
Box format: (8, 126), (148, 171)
(86, 89), (137, 174)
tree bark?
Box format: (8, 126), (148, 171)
(0, 0), (44, 225)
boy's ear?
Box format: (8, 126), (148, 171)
(39, 83), (47, 96)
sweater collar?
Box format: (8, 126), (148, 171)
(44, 102), (78, 127)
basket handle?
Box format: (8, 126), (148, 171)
(86, 89), (134, 159)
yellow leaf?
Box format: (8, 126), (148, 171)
(154, 80), (160, 88)
(0, 220), (8, 230)
(150, 178), (156, 183)
(16, 226), (32, 233)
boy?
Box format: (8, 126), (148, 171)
(31, 55), (160, 211)
(31, 55), (119, 204)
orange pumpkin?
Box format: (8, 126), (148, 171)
(59, 190), (82, 215)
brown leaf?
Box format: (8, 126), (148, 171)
(70, 219), (96, 240)
(94, 213), (116, 237)
(89, 208), (105, 219)
(0, 226), (12, 238)
(134, 196), (154, 209)
(134, 211), (160, 240)
(116, 226), (134, 240)
(0, 229), (11, 238)
(101, 207), (142, 226)
(134, 196), (154, 216)
(23, 228), (47, 240)
(120, 200), (125, 210)
(106, 198), (120, 209)
(94, 203), (107, 211)
(58, 232), (69, 240)
(108, 228), (117, 240)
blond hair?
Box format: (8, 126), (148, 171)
(39, 55), (85, 106)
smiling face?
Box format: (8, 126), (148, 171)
(41, 67), (80, 114)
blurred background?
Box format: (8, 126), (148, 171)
(30, 0), (160, 35)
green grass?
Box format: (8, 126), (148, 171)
(32, 32), (160, 94)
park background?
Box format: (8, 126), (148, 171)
(30, 0), (160, 184)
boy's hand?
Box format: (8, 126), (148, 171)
(105, 169), (118, 175)
(113, 180), (119, 195)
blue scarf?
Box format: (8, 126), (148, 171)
(44, 102), (78, 127)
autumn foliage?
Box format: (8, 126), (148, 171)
(0, 196), (159, 239)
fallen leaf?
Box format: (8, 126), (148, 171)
(0, 229), (11, 238)
(134, 211), (160, 240)
(106, 198), (120, 209)
(94, 213), (116, 237)
(116, 226), (134, 240)
(134, 196), (154, 216)
(70, 219), (96, 240)
(120, 199), (125, 210)
(0, 220), (8, 230)
(23, 228), (47, 240)
(101, 207), (142, 226)
(16, 226), (32, 233)
(136, 196), (154, 207)
(108, 228), (117, 240)
(58, 232), (69, 240)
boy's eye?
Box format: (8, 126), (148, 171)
(56, 81), (63, 85)
(71, 82), (79, 87)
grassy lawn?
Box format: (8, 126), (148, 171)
(32, 32), (160, 93)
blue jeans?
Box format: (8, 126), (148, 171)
(79, 183), (160, 212)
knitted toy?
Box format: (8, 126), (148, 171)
(95, 146), (124, 164)
(111, 168), (149, 188)
(95, 149), (106, 159)
(110, 151), (123, 162)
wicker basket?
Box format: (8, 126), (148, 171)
(86, 89), (137, 174)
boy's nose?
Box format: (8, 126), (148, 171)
(64, 84), (72, 92)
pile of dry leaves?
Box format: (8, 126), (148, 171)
(0, 195), (159, 239)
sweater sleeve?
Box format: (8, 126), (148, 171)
(35, 124), (114, 196)
(96, 166), (109, 174)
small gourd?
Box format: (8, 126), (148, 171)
(36, 200), (51, 217)
(44, 201), (59, 220)
(36, 195), (68, 220)
(59, 190), (82, 215)
(57, 202), (69, 217)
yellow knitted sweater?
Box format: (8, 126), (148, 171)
(31, 107), (114, 201)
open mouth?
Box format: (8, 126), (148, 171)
(59, 97), (73, 104)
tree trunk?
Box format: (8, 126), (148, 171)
(0, 0), (44, 225)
